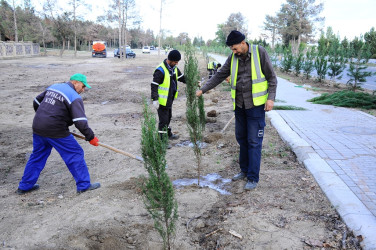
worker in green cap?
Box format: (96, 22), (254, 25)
(16, 73), (101, 195)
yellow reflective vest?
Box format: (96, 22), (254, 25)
(157, 63), (179, 106)
(207, 61), (215, 70)
(230, 44), (268, 110)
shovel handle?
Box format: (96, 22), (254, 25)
(71, 132), (144, 162)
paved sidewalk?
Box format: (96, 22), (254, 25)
(268, 78), (376, 249)
(209, 53), (376, 249)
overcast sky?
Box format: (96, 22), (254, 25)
(134, 0), (376, 42)
(30, 0), (376, 42)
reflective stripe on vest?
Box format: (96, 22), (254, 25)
(157, 63), (178, 106)
(230, 44), (268, 110)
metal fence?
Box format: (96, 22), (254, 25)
(0, 42), (40, 58)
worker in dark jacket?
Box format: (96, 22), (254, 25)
(151, 50), (185, 146)
(196, 30), (277, 191)
(17, 73), (101, 195)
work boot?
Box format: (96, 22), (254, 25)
(244, 181), (257, 190)
(232, 172), (246, 181)
(167, 143), (172, 149)
(77, 182), (101, 194)
(168, 134), (179, 140)
(16, 184), (40, 195)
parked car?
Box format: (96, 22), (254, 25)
(142, 46), (150, 53)
(115, 47), (136, 58)
(150, 46), (155, 50)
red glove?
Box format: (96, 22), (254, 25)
(89, 137), (99, 146)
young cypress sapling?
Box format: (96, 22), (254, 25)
(140, 99), (178, 250)
(184, 42), (205, 185)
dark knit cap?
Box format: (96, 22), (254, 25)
(168, 49), (181, 61)
(226, 30), (246, 46)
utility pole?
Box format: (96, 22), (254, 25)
(158, 0), (162, 57)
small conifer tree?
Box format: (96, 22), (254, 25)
(292, 45), (304, 76)
(328, 37), (346, 80)
(314, 36), (328, 82)
(140, 100), (178, 250)
(303, 46), (315, 79)
(281, 45), (293, 73)
(184, 42), (205, 185)
(347, 37), (373, 92)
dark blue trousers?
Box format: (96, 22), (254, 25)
(18, 134), (91, 191)
(234, 105), (266, 182)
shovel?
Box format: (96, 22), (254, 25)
(71, 132), (144, 162)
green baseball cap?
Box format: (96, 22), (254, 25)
(70, 73), (91, 88)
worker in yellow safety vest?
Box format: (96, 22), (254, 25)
(207, 61), (222, 79)
(151, 50), (186, 148)
(196, 30), (277, 190)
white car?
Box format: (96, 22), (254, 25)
(142, 46), (150, 53)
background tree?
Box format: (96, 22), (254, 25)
(263, 14), (279, 49)
(314, 33), (329, 82)
(292, 44), (304, 76)
(327, 35), (346, 80)
(140, 100), (178, 250)
(280, 45), (293, 73)
(215, 12), (248, 46)
(0, 0), (15, 40)
(347, 36), (373, 91)
(52, 12), (73, 57)
(364, 27), (376, 59)
(184, 42), (205, 185)
(302, 46), (315, 79)
(276, 0), (324, 52)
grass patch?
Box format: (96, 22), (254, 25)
(274, 105), (306, 110)
(308, 90), (376, 110)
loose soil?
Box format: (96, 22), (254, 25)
(0, 50), (361, 249)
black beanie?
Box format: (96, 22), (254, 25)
(226, 30), (246, 46)
(168, 50), (181, 61)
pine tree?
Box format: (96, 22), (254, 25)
(140, 100), (178, 250)
(281, 45), (293, 73)
(292, 45), (304, 76)
(303, 46), (315, 79)
(328, 37), (346, 80)
(314, 34), (328, 82)
(347, 37), (373, 92)
(184, 42), (205, 185)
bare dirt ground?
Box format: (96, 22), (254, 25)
(0, 50), (361, 249)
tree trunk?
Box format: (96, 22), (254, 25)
(118, 0), (122, 59)
(12, 0), (18, 42)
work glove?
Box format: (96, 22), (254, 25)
(89, 137), (99, 146)
(153, 100), (159, 109)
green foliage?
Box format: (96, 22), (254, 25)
(328, 37), (346, 80)
(273, 105), (306, 110)
(308, 90), (376, 109)
(292, 47), (304, 76)
(184, 42), (205, 185)
(347, 36), (373, 91)
(140, 100), (178, 250)
(281, 45), (293, 73)
(303, 46), (315, 79)
(364, 27), (376, 58)
(314, 34), (328, 82)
